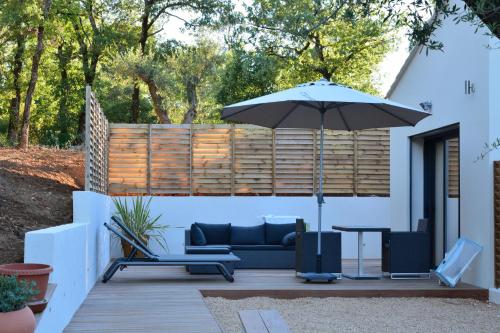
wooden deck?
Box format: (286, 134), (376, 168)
(65, 260), (487, 333)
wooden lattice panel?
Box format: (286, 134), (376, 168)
(85, 87), (109, 194)
(108, 125), (148, 194)
(150, 125), (191, 195)
(355, 129), (390, 196)
(494, 161), (500, 287)
(274, 129), (315, 195)
(233, 126), (273, 195)
(191, 125), (232, 195)
(447, 138), (460, 198)
(319, 130), (355, 195)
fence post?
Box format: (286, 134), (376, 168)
(84, 86), (91, 191)
(230, 124), (235, 196)
(147, 124), (152, 195)
(353, 131), (358, 196)
(189, 124), (193, 196)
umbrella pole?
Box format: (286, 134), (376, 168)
(316, 111), (325, 273)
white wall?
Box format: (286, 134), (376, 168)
(25, 224), (88, 333)
(113, 196), (390, 259)
(24, 192), (111, 333)
(388, 4), (500, 288)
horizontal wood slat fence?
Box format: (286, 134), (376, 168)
(85, 86), (109, 194)
(494, 161), (500, 288)
(108, 124), (390, 196)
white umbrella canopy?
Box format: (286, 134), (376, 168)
(221, 78), (430, 281)
(221, 78), (428, 129)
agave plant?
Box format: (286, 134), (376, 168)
(113, 197), (169, 252)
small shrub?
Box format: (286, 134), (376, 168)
(0, 275), (39, 312)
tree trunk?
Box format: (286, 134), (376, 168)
(129, 0), (152, 122)
(182, 81), (198, 124)
(18, 0), (52, 148)
(138, 73), (171, 124)
(7, 35), (25, 145)
(130, 81), (140, 123)
(57, 43), (71, 146)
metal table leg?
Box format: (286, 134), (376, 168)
(343, 231), (381, 280)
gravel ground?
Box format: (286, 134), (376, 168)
(205, 297), (500, 333)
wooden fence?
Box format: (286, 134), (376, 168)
(494, 161), (500, 288)
(84, 86), (109, 194)
(108, 124), (389, 196)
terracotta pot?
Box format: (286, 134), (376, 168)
(0, 263), (52, 302)
(27, 299), (48, 314)
(121, 235), (149, 258)
(0, 306), (36, 333)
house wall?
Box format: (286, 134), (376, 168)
(388, 8), (500, 288)
(112, 196), (391, 259)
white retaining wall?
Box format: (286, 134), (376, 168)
(112, 195), (391, 259)
(24, 192), (111, 333)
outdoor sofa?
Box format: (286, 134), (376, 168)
(185, 221), (300, 272)
(103, 217), (240, 282)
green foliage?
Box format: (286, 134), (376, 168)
(0, 275), (39, 313)
(113, 197), (169, 252)
(4, 0), (492, 146)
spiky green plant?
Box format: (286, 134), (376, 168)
(0, 275), (39, 313)
(113, 197), (169, 252)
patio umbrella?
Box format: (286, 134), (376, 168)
(221, 78), (430, 281)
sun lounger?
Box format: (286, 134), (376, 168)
(102, 218), (240, 283)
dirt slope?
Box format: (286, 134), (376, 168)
(0, 147), (84, 264)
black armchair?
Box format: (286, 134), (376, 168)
(382, 219), (431, 279)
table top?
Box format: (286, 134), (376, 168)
(331, 225), (390, 232)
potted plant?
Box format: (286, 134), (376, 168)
(0, 275), (38, 333)
(113, 197), (168, 257)
(0, 263), (52, 305)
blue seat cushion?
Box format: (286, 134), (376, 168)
(265, 223), (296, 245)
(195, 222), (231, 245)
(190, 224), (207, 246)
(281, 232), (296, 247)
(231, 244), (294, 251)
(231, 224), (265, 245)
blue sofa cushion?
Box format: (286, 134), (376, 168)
(190, 224), (207, 246)
(281, 232), (296, 247)
(231, 225), (265, 245)
(265, 223), (296, 245)
(231, 244), (294, 251)
(195, 222), (231, 244)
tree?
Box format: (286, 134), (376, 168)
(128, 0), (234, 122)
(0, 0), (39, 145)
(18, 0), (53, 148)
(245, 0), (394, 92)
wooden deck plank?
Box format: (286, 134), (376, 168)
(64, 260), (487, 332)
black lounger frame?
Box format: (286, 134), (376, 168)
(102, 217), (236, 282)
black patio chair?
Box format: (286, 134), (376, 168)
(102, 217), (240, 283)
(381, 218), (431, 279)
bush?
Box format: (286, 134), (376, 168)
(0, 275), (39, 313)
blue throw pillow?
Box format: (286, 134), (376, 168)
(281, 232), (296, 247)
(195, 222), (231, 244)
(265, 223), (296, 245)
(231, 225), (266, 245)
(190, 224), (207, 246)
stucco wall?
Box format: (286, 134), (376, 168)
(388, 7), (500, 288)
(112, 196), (391, 259)
(24, 192), (111, 333)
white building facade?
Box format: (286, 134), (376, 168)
(388, 8), (500, 291)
